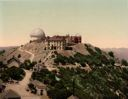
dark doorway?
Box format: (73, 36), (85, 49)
(40, 90), (43, 95)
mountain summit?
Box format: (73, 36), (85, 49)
(0, 33), (128, 99)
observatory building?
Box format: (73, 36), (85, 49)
(30, 28), (46, 41)
(30, 28), (82, 50)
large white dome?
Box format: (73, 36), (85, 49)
(30, 28), (46, 39)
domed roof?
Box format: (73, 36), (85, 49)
(30, 28), (46, 38)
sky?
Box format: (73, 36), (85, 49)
(0, 0), (128, 48)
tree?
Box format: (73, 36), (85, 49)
(0, 50), (5, 55)
(121, 59), (128, 66)
(39, 59), (42, 63)
(31, 66), (128, 99)
(20, 60), (36, 70)
(108, 51), (114, 58)
(7, 66), (25, 81)
(1, 66), (25, 81)
(18, 54), (21, 58)
(95, 47), (102, 54)
(0, 61), (7, 69)
(109, 59), (115, 66)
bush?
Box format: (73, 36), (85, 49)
(80, 62), (86, 67)
(7, 66), (25, 81)
(86, 47), (96, 55)
(95, 47), (102, 54)
(54, 50), (114, 67)
(51, 55), (55, 58)
(31, 66), (128, 99)
(1, 66), (25, 81)
(48, 88), (72, 99)
(121, 59), (128, 66)
(39, 59), (42, 63)
(18, 54), (21, 58)
(20, 60), (36, 70)
(0, 61), (7, 69)
(54, 54), (68, 65)
(109, 59), (115, 66)
(0, 50), (5, 55)
(108, 51), (114, 58)
(28, 83), (37, 94)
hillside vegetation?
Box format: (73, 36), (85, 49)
(1, 42), (128, 99)
(30, 43), (128, 99)
(54, 44), (114, 67)
(32, 66), (128, 99)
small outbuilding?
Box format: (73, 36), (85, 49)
(7, 56), (22, 68)
(31, 80), (47, 96)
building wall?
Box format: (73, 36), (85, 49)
(45, 40), (66, 50)
(36, 88), (47, 96)
(69, 36), (81, 44)
(43, 35), (82, 50)
(8, 61), (19, 68)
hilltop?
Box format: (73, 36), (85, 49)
(1, 40), (128, 99)
(0, 41), (113, 69)
(0, 28), (115, 69)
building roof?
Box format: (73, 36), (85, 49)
(7, 56), (22, 65)
(47, 36), (66, 41)
(4, 89), (21, 99)
(31, 80), (46, 89)
(30, 28), (46, 39)
(67, 95), (79, 99)
(40, 95), (50, 99)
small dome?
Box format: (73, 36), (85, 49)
(30, 28), (46, 39)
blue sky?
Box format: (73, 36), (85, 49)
(0, 0), (128, 48)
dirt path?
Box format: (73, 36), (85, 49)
(42, 51), (52, 63)
(20, 70), (32, 86)
(6, 70), (40, 99)
(18, 47), (35, 62)
(5, 47), (41, 99)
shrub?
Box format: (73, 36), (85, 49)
(54, 54), (68, 65)
(20, 60), (36, 70)
(95, 47), (102, 54)
(7, 66), (25, 81)
(86, 47), (96, 55)
(39, 59), (42, 63)
(0, 50), (5, 55)
(121, 59), (128, 66)
(1, 66), (25, 81)
(109, 59), (115, 66)
(51, 55), (55, 58)
(28, 83), (37, 94)
(18, 54), (21, 58)
(108, 51), (114, 58)
(31, 66), (128, 99)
